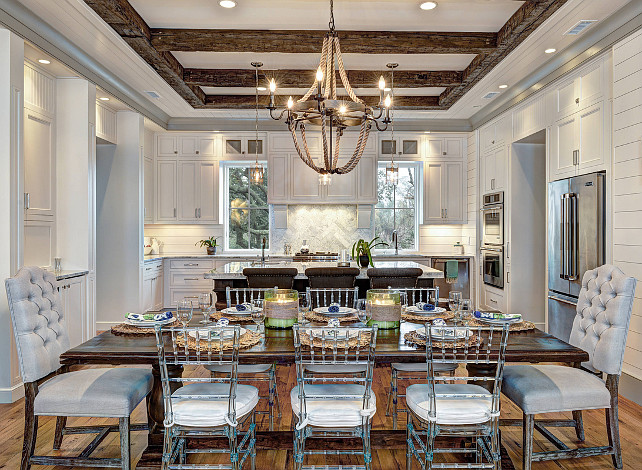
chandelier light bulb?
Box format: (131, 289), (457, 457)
(269, 79), (276, 93)
(287, 96), (294, 108)
(316, 67), (324, 82)
(339, 105), (347, 114)
(384, 94), (392, 108)
(379, 76), (386, 90)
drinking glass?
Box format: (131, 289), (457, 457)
(356, 299), (369, 325)
(458, 299), (474, 323)
(399, 292), (408, 318)
(448, 291), (462, 313)
(177, 299), (193, 328)
(251, 299), (265, 334)
(198, 293), (212, 324)
(298, 295), (311, 325)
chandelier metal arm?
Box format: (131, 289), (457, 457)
(371, 117), (389, 132)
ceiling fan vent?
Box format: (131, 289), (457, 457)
(144, 91), (160, 99)
(564, 20), (597, 36)
(482, 91), (500, 100)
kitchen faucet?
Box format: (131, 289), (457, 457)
(391, 230), (398, 255)
(261, 237), (267, 264)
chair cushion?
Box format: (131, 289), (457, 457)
(205, 363), (272, 374)
(172, 383), (259, 427)
(502, 364), (611, 414)
(34, 368), (153, 418)
(290, 384), (376, 428)
(391, 362), (458, 373)
(304, 364), (367, 374)
(406, 383), (493, 425)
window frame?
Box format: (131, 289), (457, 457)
(373, 161), (421, 252)
(222, 161), (270, 253)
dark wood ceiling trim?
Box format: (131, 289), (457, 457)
(438, 0), (568, 107)
(83, 0), (205, 106)
(184, 69), (463, 88)
(152, 29), (497, 55)
(200, 94), (440, 110)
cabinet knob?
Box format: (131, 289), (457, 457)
(575, 98), (579, 104)
(174, 151), (177, 154)
(491, 140), (495, 144)
(443, 151), (447, 155)
(196, 150), (199, 154)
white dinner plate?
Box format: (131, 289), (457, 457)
(221, 306), (261, 315)
(475, 316), (522, 325)
(124, 317), (175, 328)
(307, 328), (360, 340)
(404, 306), (447, 315)
(313, 306), (357, 317)
(415, 327), (473, 341)
(188, 327), (246, 340)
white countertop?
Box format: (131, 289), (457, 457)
(144, 253), (474, 262)
(204, 260), (443, 280)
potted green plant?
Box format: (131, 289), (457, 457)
(352, 237), (388, 268)
(196, 236), (220, 255)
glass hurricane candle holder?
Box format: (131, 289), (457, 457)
(264, 288), (299, 329)
(366, 289), (401, 330)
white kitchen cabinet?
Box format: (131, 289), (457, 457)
(178, 161), (219, 223)
(357, 154), (377, 203)
(482, 285), (505, 312)
(143, 260), (163, 312)
(24, 107), (55, 219)
(178, 161), (199, 221)
(423, 161), (465, 224)
(290, 155), (323, 201)
(267, 154), (289, 203)
(380, 133), (420, 157)
(223, 133), (266, 157)
(164, 258), (214, 308)
(325, 156), (358, 202)
(479, 115), (511, 154)
(481, 146), (506, 193)
(156, 160), (177, 221)
(198, 161), (218, 222)
(144, 157), (153, 222)
(59, 275), (87, 348)
(157, 135), (178, 156)
(179, 135), (218, 157)
(423, 136), (464, 159)
(553, 58), (605, 121)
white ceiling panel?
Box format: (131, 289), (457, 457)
(200, 87), (446, 95)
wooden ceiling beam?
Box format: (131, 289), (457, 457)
(199, 94), (440, 110)
(151, 29), (497, 55)
(184, 69), (463, 88)
(438, 0), (568, 107)
(83, 0), (205, 106)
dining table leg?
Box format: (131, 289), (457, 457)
(466, 362), (497, 392)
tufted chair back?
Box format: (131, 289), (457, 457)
(5, 266), (69, 383)
(569, 265), (637, 375)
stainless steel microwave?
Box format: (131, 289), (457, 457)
(481, 192), (504, 247)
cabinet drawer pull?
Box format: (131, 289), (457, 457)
(196, 150), (199, 154)
(575, 97), (579, 104)
(184, 278), (199, 281)
(184, 263), (198, 266)
(489, 298), (497, 303)
(145, 267), (152, 271)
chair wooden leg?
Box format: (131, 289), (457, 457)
(523, 413), (534, 470)
(119, 417), (131, 470)
(385, 367), (393, 417)
(392, 369), (399, 430)
(22, 383), (38, 470)
(572, 410), (585, 441)
(606, 374), (623, 469)
(53, 416), (67, 450)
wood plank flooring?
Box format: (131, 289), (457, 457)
(0, 364), (640, 469)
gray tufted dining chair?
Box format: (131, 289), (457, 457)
(501, 264), (637, 470)
(6, 266), (153, 470)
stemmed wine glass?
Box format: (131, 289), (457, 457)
(298, 295), (311, 325)
(356, 299), (370, 325)
(198, 293), (212, 324)
(177, 299), (193, 328)
(459, 299), (473, 322)
(251, 299), (265, 335)
(449, 291), (463, 320)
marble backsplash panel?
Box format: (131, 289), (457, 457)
(270, 205), (373, 254)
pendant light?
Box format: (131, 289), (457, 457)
(385, 63), (399, 186)
(249, 62), (264, 185)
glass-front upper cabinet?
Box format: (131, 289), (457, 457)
(380, 134), (420, 157)
(223, 133), (266, 157)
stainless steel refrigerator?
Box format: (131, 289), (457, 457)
(547, 171), (605, 341)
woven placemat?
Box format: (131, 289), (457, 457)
(111, 319), (179, 336)
(299, 330), (372, 349)
(210, 311), (253, 323)
(404, 330), (483, 349)
(465, 318), (536, 332)
(175, 330), (261, 351)
(304, 310), (359, 324)
(402, 310), (455, 323)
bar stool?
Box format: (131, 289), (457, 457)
(242, 267), (298, 288)
(367, 267), (423, 289)
(305, 267), (360, 288)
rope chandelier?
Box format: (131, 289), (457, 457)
(267, 0), (392, 185)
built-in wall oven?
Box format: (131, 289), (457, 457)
(481, 191), (504, 288)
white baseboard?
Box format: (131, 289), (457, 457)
(96, 320), (120, 331)
(0, 382), (24, 403)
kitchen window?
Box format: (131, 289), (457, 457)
(375, 162), (419, 250)
(223, 163), (269, 250)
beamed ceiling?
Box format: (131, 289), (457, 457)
(83, 0), (569, 111)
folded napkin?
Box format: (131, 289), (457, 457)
(235, 303), (251, 312)
(327, 303), (340, 313)
(327, 318), (341, 328)
(126, 311), (173, 322)
(415, 302), (435, 311)
(432, 319), (446, 327)
(474, 311), (522, 321)
(215, 318), (230, 327)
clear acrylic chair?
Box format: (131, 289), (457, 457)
(205, 287), (281, 430)
(154, 324), (258, 470)
(383, 287), (458, 429)
(406, 323), (510, 470)
(304, 287), (364, 376)
(291, 324), (378, 470)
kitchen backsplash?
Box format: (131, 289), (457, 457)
(271, 205), (373, 254)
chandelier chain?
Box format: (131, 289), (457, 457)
(254, 66), (259, 159)
(391, 66), (395, 161)
(329, 0), (335, 32)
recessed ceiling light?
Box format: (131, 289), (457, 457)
(219, 0), (236, 8)
(498, 84), (508, 89)
(420, 2), (437, 10)
(256, 86), (267, 91)
(99, 97), (110, 101)
(545, 48), (556, 54)
(38, 59), (50, 64)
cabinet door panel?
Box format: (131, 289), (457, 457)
(199, 137), (217, 157)
(480, 126), (495, 152)
(423, 162), (443, 223)
(357, 155), (377, 202)
(578, 102), (604, 170)
(157, 135), (177, 156)
(144, 157), (153, 222)
(426, 138), (443, 158)
(65, 278), (85, 348)
(290, 156), (322, 200)
(326, 156), (357, 201)
(444, 162), (464, 222)
(482, 151), (495, 193)
(268, 154), (289, 202)
(179, 136), (198, 156)
(156, 160), (177, 221)
(143, 277), (153, 313)
(178, 162), (198, 221)
(24, 110), (54, 217)
(550, 114), (577, 180)
(493, 147), (506, 191)
(444, 138), (463, 158)
(556, 77), (578, 119)
(198, 161), (218, 222)
(579, 63), (603, 106)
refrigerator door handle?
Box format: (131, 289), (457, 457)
(568, 193), (579, 281)
(547, 294), (577, 307)
(560, 194), (567, 280)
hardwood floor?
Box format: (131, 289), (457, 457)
(1, 364), (640, 469)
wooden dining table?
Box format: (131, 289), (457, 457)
(60, 321), (589, 470)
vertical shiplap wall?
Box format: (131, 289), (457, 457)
(464, 132), (477, 252)
(613, 30), (642, 381)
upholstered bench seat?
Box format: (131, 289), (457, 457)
(290, 383), (376, 427)
(502, 364), (611, 414)
(34, 368), (153, 418)
(406, 383), (493, 425)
